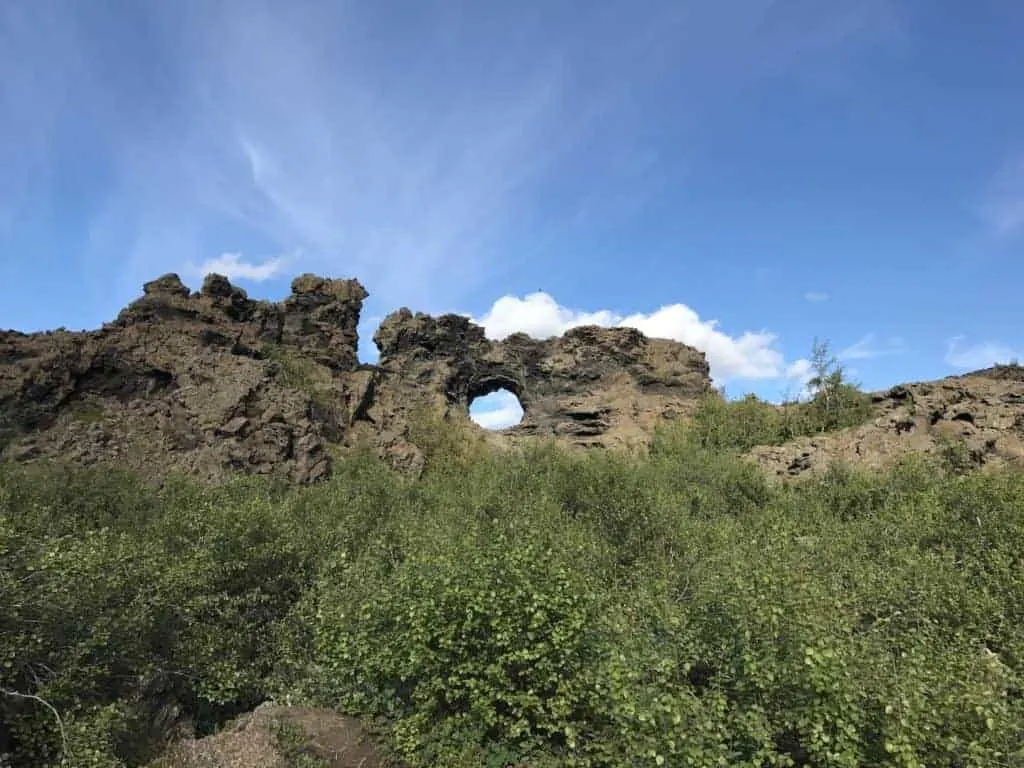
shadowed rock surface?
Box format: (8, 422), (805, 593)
(0, 273), (712, 481)
(746, 365), (1024, 479)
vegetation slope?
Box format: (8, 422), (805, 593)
(1, 346), (1022, 768)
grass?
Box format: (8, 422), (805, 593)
(271, 719), (330, 768)
(260, 343), (341, 418)
(69, 401), (106, 425)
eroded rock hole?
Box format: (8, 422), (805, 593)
(469, 388), (524, 430)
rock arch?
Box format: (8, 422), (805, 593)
(1, 273), (713, 481)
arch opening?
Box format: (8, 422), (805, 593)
(469, 388), (524, 430)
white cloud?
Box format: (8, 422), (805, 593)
(187, 252), (288, 282)
(838, 333), (904, 360)
(945, 336), (1019, 370)
(785, 358), (814, 384)
(477, 292), (619, 341)
(804, 291), (829, 303)
(475, 291), (809, 383)
(469, 389), (524, 430)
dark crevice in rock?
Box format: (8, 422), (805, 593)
(894, 418), (915, 435)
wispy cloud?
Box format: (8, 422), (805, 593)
(945, 336), (1019, 370)
(1, 1), (904, 317)
(475, 291), (808, 384)
(187, 252), (289, 282)
(1, 2), (573, 309)
(838, 333), (905, 360)
(804, 291), (829, 303)
(0, 4), (85, 229)
(978, 156), (1024, 239)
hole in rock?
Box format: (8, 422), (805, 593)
(469, 388), (524, 430)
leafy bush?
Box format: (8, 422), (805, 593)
(0, 469), (322, 766)
(306, 518), (612, 766)
(672, 339), (875, 456)
(2, 400), (1023, 767)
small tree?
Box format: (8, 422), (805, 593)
(804, 338), (871, 432)
(807, 339), (840, 409)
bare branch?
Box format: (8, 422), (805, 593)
(1, 688), (70, 766)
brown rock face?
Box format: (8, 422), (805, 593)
(369, 310), (710, 446)
(0, 274), (711, 482)
(0, 273), (369, 483)
(746, 365), (1024, 479)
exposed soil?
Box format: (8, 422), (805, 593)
(151, 704), (398, 768)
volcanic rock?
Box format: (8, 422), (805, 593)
(0, 273), (712, 481)
(746, 365), (1024, 478)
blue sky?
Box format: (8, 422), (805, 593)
(2, 1), (1023, 427)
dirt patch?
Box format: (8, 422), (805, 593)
(151, 704), (399, 768)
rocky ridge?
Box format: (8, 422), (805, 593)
(747, 365), (1024, 478)
(0, 273), (712, 482)
(4, 272), (1022, 485)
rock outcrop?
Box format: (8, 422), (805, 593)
(746, 365), (1024, 479)
(0, 273), (712, 482)
(0, 273), (371, 483)
(368, 309), (711, 450)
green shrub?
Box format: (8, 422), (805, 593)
(271, 718), (330, 768)
(0, 467), (321, 766)
(2, 401), (1023, 768)
(259, 343), (340, 417)
(667, 376), (873, 457)
(303, 510), (613, 766)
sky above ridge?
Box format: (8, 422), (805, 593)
(2, 1), (1023, 428)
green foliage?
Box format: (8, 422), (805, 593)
(674, 392), (799, 453)
(260, 343), (338, 415)
(307, 520), (611, 765)
(932, 429), (989, 476)
(404, 406), (490, 475)
(668, 338), (874, 456)
(2, 397), (1023, 767)
(271, 718), (330, 768)
(0, 468), (325, 766)
(260, 343), (318, 389)
(69, 401), (106, 425)
(804, 338), (875, 434)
